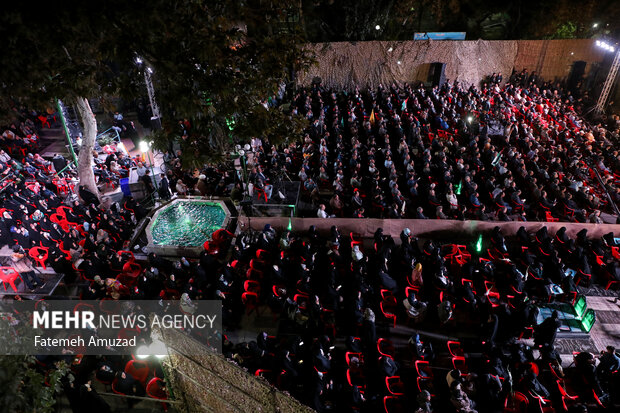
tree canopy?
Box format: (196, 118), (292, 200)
(301, 0), (620, 41)
(0, 0), (314, 166)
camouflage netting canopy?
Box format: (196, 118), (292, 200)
(298, 39), (604, 89)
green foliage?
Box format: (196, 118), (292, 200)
(0, 312), (72, 412)
(0, 355), (72, 412)
(301, 0), (619, 41)
(548, 21), (577, 39)
(0, 0), (314, 164)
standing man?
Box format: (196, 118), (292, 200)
(158, 173), (171, 200)
(11, 244), (43, 291)
(140, 169), (155, 195)
(534, 310), (561, 349)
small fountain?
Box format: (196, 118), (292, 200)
(145, 197), (232, 257)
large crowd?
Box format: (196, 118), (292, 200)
(229, 74), (620, 223)
(1, 74), (620, 413)
(214, 221), (620, 412)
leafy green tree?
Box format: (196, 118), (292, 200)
(0, 312), (73, 413)
(0, 0), (313, 185)
(0, 356), (72, 413)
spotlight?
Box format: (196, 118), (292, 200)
(136, 345), (150, 359)
(397, 60), (401, 65)
(611, 47), (616, 52)
(150, 339), (167, 358)
(135, 57), (143, 65)
(387, 47), (393, 52)
(146, 67), (153, 74)
(593, 23), (599, 28)
(596, 40), (601, 46)
(375, 25), (381, 30)
(139, 141), (149, 153)
(467, 116), (473, 123)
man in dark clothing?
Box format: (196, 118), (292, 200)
(79, 185), (99, 206)
(114, 371), (145, 397)
(158, 173), (171, 200)
(52, 153), (68, 175)
(534, 310), (561, 348)
(140, 169), (155, 194)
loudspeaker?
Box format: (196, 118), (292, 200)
(428, 62), (446, 87)
(568, 61), (586, 90)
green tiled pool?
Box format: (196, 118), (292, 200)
(150, 200), (227, 247)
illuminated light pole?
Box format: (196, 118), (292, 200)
(594, 40), (620, 114)
(232, 145), (250, 200)
(140, 140), (157, 203)
(136, 56), (162, 130)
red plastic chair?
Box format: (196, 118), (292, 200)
(380, 297), (397, 328)
(415, 360), (434, 395)
(484, 281), (501, 307)
(28, 246), (49, 270)
(385, 376), (405, 396)
(404, 286), (420, 298)
(383, 395), (405, 413)
(345, 352), (364, 366)
(56, 205), (73, 219)
(527, 390), (553, 412)
(380, 288), (394, 300)
(377, 338), (395, 358)
(293, 293), (309, 310)
(244, 280), (261, 295)
(242, 291), (260, 315)
(111, 378), (126, 395)
(0, 266), (23, 292)
(254, 369), (273, 379)
(50, 213), (70, 232)
(255, 188), (268, 202)
(52, 178), (69, 195)
(117, 250), (135, 262)
(119, 261), (142, 285)
(556, 379), (578, 411)
(346, 368), (365, 388)
(504, 391), (529, 413)
(545, 211), (559, 222)
(125, 360), (150, 386)
(37, 115), (51, 128)
(447, 341), (464, 357)
(452, 356), (468, 374)
(146, 377), (168, 399)
(256, 248), (271, 261)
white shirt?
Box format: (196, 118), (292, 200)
(317, 209), (328, 219)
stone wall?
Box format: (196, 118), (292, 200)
(298, 39), (606, 89)
(159, 327), (315, 413)
(238, 216), (620, 243)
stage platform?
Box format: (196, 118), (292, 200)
(0, 271), (65, 300)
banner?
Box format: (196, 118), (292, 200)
(0, 300), (222, 356)
(414, 32), (466, 40)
